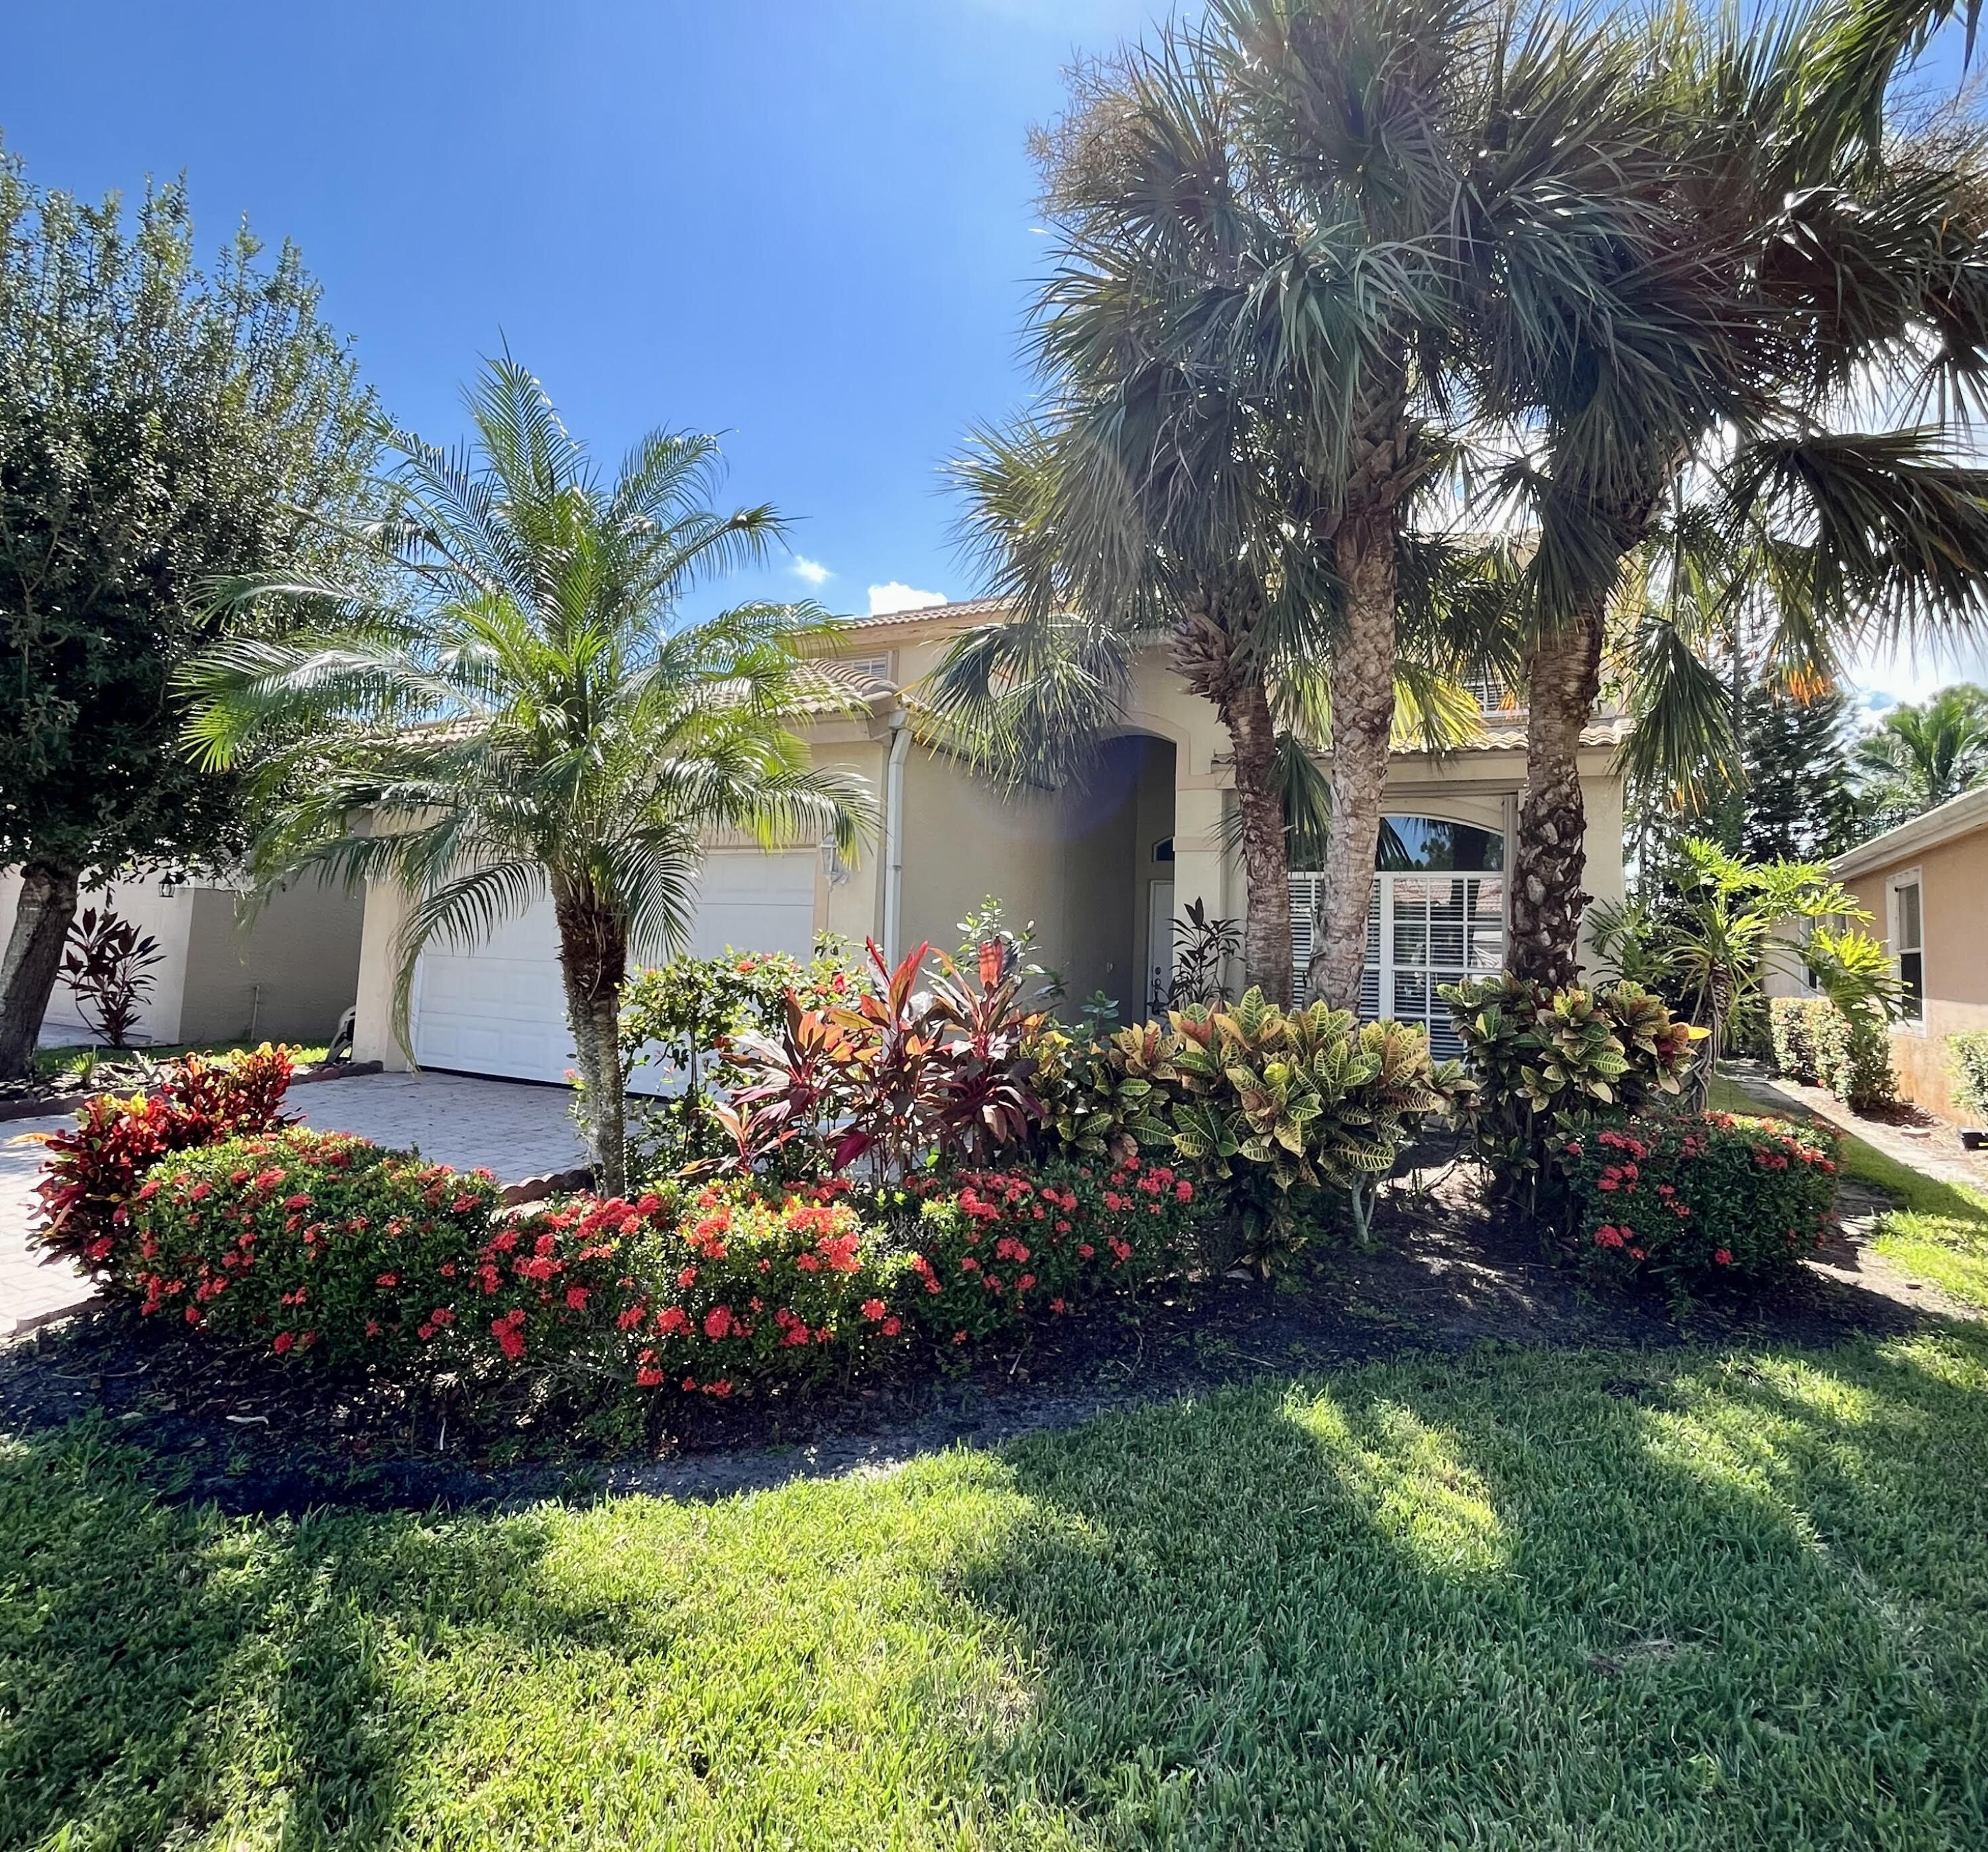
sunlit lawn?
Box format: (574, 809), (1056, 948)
(30, 1040), (330, 1082)
(1708, 1074), (1988, 1310)
(5, 1331), (1987, 1850)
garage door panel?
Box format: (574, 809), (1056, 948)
(411, 852), (818, 1086)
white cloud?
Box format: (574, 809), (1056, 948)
(867, 581), (949, 616)
(789, 555), (833, 587)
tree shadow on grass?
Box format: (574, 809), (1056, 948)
(957, 1328), (1988, 1849)
(0, 1418), (581, 1851)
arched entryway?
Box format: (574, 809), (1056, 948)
(1290, 816), (1506, 1055)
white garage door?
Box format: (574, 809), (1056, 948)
(410, 851), (819, 1086)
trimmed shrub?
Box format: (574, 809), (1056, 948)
(599, 1185), (919, 1398)
(1771, 994), (1895, 1110)
(902, 1154), (1200, 1344)
(1553, 1110), (1840, 1297)
(1441, 976), (1696, 1198)
(129, 1131), (506, 1367)
(30, 1045), (298, 1273)
(1952, 1031), (1988, 1121)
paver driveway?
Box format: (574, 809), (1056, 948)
(1, 1071), (587, 1334)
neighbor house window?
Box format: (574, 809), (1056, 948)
(1893, 875), (1924, 1023)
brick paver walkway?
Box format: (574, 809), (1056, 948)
(1, 1071), (587, 1336)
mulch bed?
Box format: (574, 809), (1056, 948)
(3, 1153), (1967, 1520)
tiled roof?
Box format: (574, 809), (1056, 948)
(833, 595), (1012, 630)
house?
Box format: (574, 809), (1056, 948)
(349, 598), (1630, 1080)
(1832, 783), (1988, 1121)
(0, 866), (365, 1051)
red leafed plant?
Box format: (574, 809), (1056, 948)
(821, 939), (947, 1177)
(29, 1044), (297, 1277)
(926, 937), (1045, 1164)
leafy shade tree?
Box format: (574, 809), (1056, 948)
(182, 358), (872, 1194)
(934, 0), (1668, 1008)
(1491, 0), (1988, 986)
(0, 149), (377, 1078)
(1851, 682), (1988, 829)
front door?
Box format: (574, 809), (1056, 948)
(1147, 878), (1175, 1012)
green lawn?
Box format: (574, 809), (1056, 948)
(1708, 1075), (1988, 1309)
(32, 1040), (329, 1081)
(5, 1333), (1987, 1849)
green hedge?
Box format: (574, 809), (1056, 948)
(1768, 996), (1896, 1111)
(1950, 1031), (1988, 1121)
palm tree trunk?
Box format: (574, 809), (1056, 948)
(1510, 605), (1604, 990)
(0, 861), (80, 1080)
(1309, 508), (1398, 1011)
(1223, 673), (1295, 1006)
(554, 891), (630, 1198)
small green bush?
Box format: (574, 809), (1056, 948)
(1949, 1031), (1988, 1121)
(1770, 994), (1895, 1110)
(1554, 1110), (1840, 1297)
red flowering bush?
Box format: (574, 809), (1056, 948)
(128, 1129), (503, 1367)
(904, 1154), (1199, 1344)
(1552, 1110), (1840, 1297)
(30, 1045), (298, 1277)
(600, 1186), (919, 1398)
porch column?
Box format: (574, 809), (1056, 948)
(351, 877), (414, 1071)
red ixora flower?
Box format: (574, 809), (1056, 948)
(1713, 1248), (1733, 1267)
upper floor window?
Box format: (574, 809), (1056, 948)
(1376, 816), (1504, 872)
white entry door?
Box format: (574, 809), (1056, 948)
(410, 850), (819, 1086)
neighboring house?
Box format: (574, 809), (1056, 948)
(350, 598), (1631, 1080)
(1832, 783), (1988, 1121)
(0, 867), (365, 1051)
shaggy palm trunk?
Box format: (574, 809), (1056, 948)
(1224, 673), (1296, 1007)
(1309, 508), (1399, 1011)
(555, 892), (630, 1198)
(0, 861), (80, 1080)
(1511, 605), (1604, 990)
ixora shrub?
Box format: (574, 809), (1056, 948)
(902, 1154), (1199, 1343)
(30, 1045), (298, 1273)
(1768, 995), (1897, 1111)
(1552, 1110), (1840, 1297)
(1441, 976), (1696, 1200)
(127, 1131), (506, 1367)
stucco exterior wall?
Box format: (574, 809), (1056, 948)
(1845, 825), (1988, 1122)
(0, 868), (194, 1047)
(176, 876), (365, 1046)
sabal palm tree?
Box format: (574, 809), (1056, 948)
(1852, 681), (1988, 823)
(933, 0), (1670, 1008)
(181, 357), (872, 1194)
(1487, 0), (1988, 983)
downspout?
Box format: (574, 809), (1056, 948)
(882, 707), (911, 964)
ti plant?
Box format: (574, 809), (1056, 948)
(60, 905), (164, 1049)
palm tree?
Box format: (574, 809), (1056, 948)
(180, 357), (872, 1194)
(932, 0), (1670, 1008)
(1488, 0), (1988, 984)
(1852, 682), (1988, 824)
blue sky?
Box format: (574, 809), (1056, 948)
(3, 0), (1983, 702)
(2, 0), (1169, 622)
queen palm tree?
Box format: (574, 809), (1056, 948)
(1852, 681), (1988, 823)
(180, 357), (872, 1194)
(931, 0), (1672, 1008)
(1488, 0), (1988, 984)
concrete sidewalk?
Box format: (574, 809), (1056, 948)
(1, 1070), (589, 1337)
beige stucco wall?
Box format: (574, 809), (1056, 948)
(1845, 825), (1988, 1122)
(176, 875), (365, 1046)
